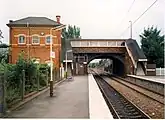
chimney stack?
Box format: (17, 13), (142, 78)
(56, 15), (61, 24)
(9, 20), (13, 23)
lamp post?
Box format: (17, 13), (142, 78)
(27, 22), (30, 60)
(65, 49), (72, 78)
(129, 21), (132, 39)
(49, 25), (66, 97)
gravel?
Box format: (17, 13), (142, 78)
(104, 77), (164, 119)
(112, 77), (164, 104)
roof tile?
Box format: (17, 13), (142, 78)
(7, 17), (61, 27)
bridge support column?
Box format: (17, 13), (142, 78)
(73, 55), (77, 75)
(124, 53), (134, 76)
(84, 64), (87, 74)
(73, 62), (79, 75)
(73, 62), (76, 75)
(84, 55), (88, 74)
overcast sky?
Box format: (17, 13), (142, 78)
(0, 0), (164, 45)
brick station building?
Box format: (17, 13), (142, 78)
(6, 15), (63, 69)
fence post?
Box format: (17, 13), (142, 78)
(46, 70), (48, 87)
(53, 69), (55, 83)
(21, 70), (25, 100)
(55, 69), (57, 82)
(60, 67), (62, 80)
(37, 70), (40, 91)
(2, 68), (7, 116)
(0, 74), (2, 117)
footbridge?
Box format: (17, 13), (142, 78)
(70, 39), (147, 76)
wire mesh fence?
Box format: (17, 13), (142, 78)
(156, 68), (165, 75)
(0, 68), (52, 117)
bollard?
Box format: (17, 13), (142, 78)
(50, 81), (53, 97)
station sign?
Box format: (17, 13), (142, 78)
(50, 51), (55, 58)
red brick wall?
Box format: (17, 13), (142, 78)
(124, 51), (134, 75)
(9, 27), (62, 68)
(72, 47), (134, 75)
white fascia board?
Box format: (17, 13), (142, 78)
(63, 60), (73, 62)
(138, 59), (147, 61)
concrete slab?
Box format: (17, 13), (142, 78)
(7, 76), (89, 118)
(88, 74), (113, 119)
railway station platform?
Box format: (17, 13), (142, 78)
(128, 75), (165, 84)
(7, 76), (89, 118)
(126, 74), (164, 96)
(7, 75), (113, 119)
(88, 74), (113, 119)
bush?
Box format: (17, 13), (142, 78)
(1, 52), (50, 106)
(0, 63), (20, 105)
(38, 64), (50, 87)
(38, 72), (47, 87)
(6, 87), (20, 105)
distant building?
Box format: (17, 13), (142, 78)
(6, 15), (64, 69)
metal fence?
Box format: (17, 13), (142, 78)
(0, 69), (50, 117)
(156, 68), (165, 75)
(0, 73), (5, 117)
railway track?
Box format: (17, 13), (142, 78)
(93, 74), (150, 119)
(110, 76), (164, 105)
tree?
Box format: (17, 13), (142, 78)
(61, 25), (81, 62)
(0, 48), (9, 63)
(0, 30), (9, 63)
(88, 62), (99, 68)
(98, 59), (107, 67)
(62, 25), (81, 39)
(0, 29), (4, 44)
(140, 26), (164, 68)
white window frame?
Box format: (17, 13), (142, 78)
(45, 35), (52, 44)
(45, 60), (51, 66)
(31, 58), (40, 63)
(32, 35), (40, 45)
(35, 59), (40, 64)
(18, 34), (26, 44)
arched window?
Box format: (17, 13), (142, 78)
(32, 35), (40, 44)
(45, 36), (52, 44)
(18, 35), (26, 44)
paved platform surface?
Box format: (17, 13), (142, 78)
(88, 74), (113, 119)
(8, 76), (89, 118)
(135, 75), (165, 84)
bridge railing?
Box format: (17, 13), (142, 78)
(71, 40), (125, 47)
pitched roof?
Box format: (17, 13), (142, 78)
(7, 17), (61, 27)
(126, 39), (146, 61)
